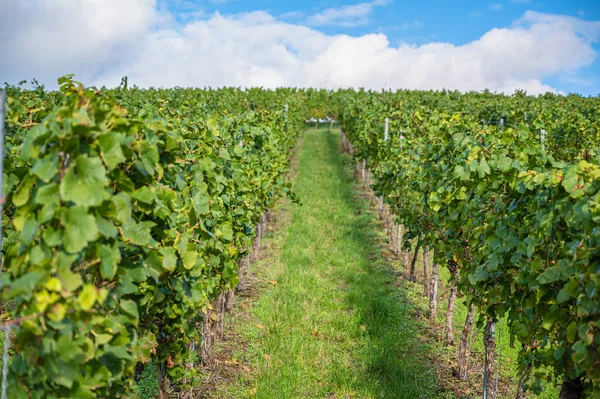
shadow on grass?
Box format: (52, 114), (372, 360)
(321, 129), (448, 399)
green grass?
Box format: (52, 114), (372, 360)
(138, 362), (160, 398)
(213, 128), (452, 399)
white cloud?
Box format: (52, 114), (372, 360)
(306, 0), (390, 27)
(0, 0), (161, 85)
(490, 3), (503, 11)
(0, 2), (599, 94)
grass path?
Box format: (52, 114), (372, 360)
(211, 128), (452, 399)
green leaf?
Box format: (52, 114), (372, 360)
(56, 335), (84, 361)
(193, 192), (210, 215)
(35, 183), (59, 206)
(99, 244), (121, 279)
(13, 176), (36, 207)
(58, 267), (82, 292)
(7, 272), (42, 299)
(119, 299), (139, 326)
(97, 218), (118, 238)
(21, 123), (49, 160)
(537, 267), (560, 285)
(217, 222), (234, 241)
(557, 286), (570, 304)
(122, 220), (155, 246)
(61, 206), (99, 253)
(31, 157), (58, 183)
(477, 158), (491, 178)
(468, 265), (489, 284)
(55, 360), (78, 389)
(140, 142), (159, 176)
(99, 133), (126, 170)
(517, 124), (530, 140)
(59, 155), (108, 206)
(160, 247), (177, 271)
(562, 174), (579, 193)
(43, 227), (62, 247)
(453, 166), (469, 181)
(76, 155), (108, 182)
(497, 156), (512, 172)
(182, 244), (198, 270)
(533, 173), (546, 185)
(133, 187), (156, 204)
(21, 217), (39, 246)
(59, 168), (106, 207)
(111, 193), (132, 224)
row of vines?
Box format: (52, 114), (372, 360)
(0, 76), (309, 398)
(334, 90), (600, 399)
(2, 78), (599, 398)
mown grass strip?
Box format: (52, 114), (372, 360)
(213, 128), (450, 399)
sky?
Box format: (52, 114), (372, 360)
(0, 0), (599, 95)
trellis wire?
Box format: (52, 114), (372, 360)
(0, 89), (9, 399)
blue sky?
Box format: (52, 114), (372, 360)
(160, 0), (600, 44)
(155, 0), (600, 95)
(2, 0), (600, 94)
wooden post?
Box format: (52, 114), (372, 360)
(483, 320), (497, 399)
(429, 260), (439, 321)
(445, 282), (457, 345)
(423, 246), (430, 297)
(458, 303), (475, 380)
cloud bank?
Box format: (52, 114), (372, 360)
(0, 0), (599, 94)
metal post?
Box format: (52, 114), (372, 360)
(1, 325), (8, 399)
(540, 129), (547, 151)
(399, 130), (404, 150)
(499, 118), (504, 132)
(0, 88), (8, 399)
(0, 90), (5, 261)
(384, 117), (389, 141)
(361, 159), (366, 182)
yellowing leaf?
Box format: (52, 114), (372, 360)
(78, 285), (98, 311)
